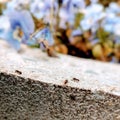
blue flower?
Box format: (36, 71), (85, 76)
(102, 3), (120, 34)
(59, 0), (86, 28)
(5, 0), (30, 11)
(30, 0), (58, 20)
(80, 3), (105, 31)
(0, 9), (35, 50)
(30, 0), (46, 19)
(106, 2), (120, 14)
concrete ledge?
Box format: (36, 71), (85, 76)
(0, 41), (120, 120)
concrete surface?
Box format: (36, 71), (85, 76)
(0, 40), (120, 120)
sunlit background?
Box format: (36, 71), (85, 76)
(0, 0), (120, 63)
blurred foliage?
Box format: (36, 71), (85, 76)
(74, 13), (84, 29)
(97, 27), (110, 43)
(0, 0), (120, 63)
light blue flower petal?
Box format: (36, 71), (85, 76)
(1, 9), (35, 50)
(71, 0), (86, 9)
(113, 24), (120, 36)
(0, 16), (10, 31)
(80, 19), (93, 31)
(108, 2), (120, 14)
(0, 29), (21, 50)
(6, 30), (21, 50)
(29, 27), (54, 46)
(72, 28), (82, 37)
(103, 24), (114, 33)
(110, 56), (118, 63)
(90, 39), (99, 45)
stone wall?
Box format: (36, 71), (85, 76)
(0, 41), (120, 120)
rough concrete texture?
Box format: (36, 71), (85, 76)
(0, 40), (120, 120)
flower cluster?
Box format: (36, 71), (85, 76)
(0, 0), (120, 63)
